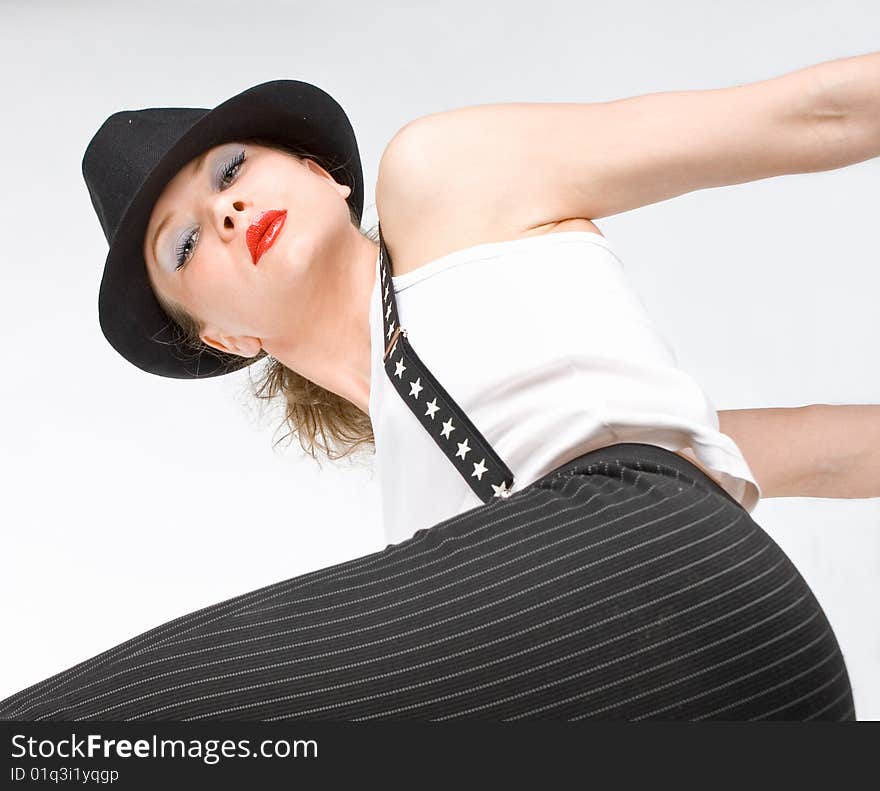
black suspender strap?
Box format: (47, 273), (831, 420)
(377, 224), (515, 503)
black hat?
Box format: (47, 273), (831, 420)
(84, 79), (364, 379)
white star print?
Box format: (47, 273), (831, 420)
(386, 321), (395, 341)
(471, 458), (488, 480)
(491, 480), (511, 498)
(456, 438), (471, 459)
(424, 398), (439, 419)
(383, 283), (389, 300)
(385, 303), (392, 320)
(394, 359), (406, 378)
(440, 418), (455, 438)
(409, 377), (423, 398)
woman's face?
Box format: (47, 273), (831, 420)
(142, 141), (353, 358)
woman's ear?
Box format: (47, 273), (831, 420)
(200, 331), (263, 358)
(303, 157), (352, 199)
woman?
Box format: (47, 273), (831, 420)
(0, 58), (872, 720)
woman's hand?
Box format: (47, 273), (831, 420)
(718, 404), (880, 499)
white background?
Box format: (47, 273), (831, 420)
(1, 0), (878, 718)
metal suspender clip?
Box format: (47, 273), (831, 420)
(383, 326), (406, 362)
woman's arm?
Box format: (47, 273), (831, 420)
(718, 404), (880, 499)
(381, 50), (880, 233)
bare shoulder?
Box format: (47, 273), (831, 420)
(375, 119), (605, 279)
(376, 74), (827, 274)
(379, 83), (826, 245)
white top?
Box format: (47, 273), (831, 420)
(368, 230), (761, 546)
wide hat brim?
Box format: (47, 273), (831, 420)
(92, 80), (364, 379)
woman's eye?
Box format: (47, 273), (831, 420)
(218, 149), (246, 189)
(174, 227), (199, 271)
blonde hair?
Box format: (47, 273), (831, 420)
(152, 137), (378, 465)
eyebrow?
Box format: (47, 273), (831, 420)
(149, 149), (211, 269)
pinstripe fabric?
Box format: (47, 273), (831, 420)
(0, 443), (855, 721)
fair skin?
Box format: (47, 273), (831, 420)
(142, 141), (379, 413)
(144, 141), (878, 502)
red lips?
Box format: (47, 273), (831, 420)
(246, 209), (287, 265)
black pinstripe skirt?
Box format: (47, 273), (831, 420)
(0, 442), (856, 721)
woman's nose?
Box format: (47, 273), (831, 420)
(220, 199), (247, 233)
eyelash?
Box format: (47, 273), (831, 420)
(173, 149), (246, 270)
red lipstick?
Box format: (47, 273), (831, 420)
(246, 209), (287, 265)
